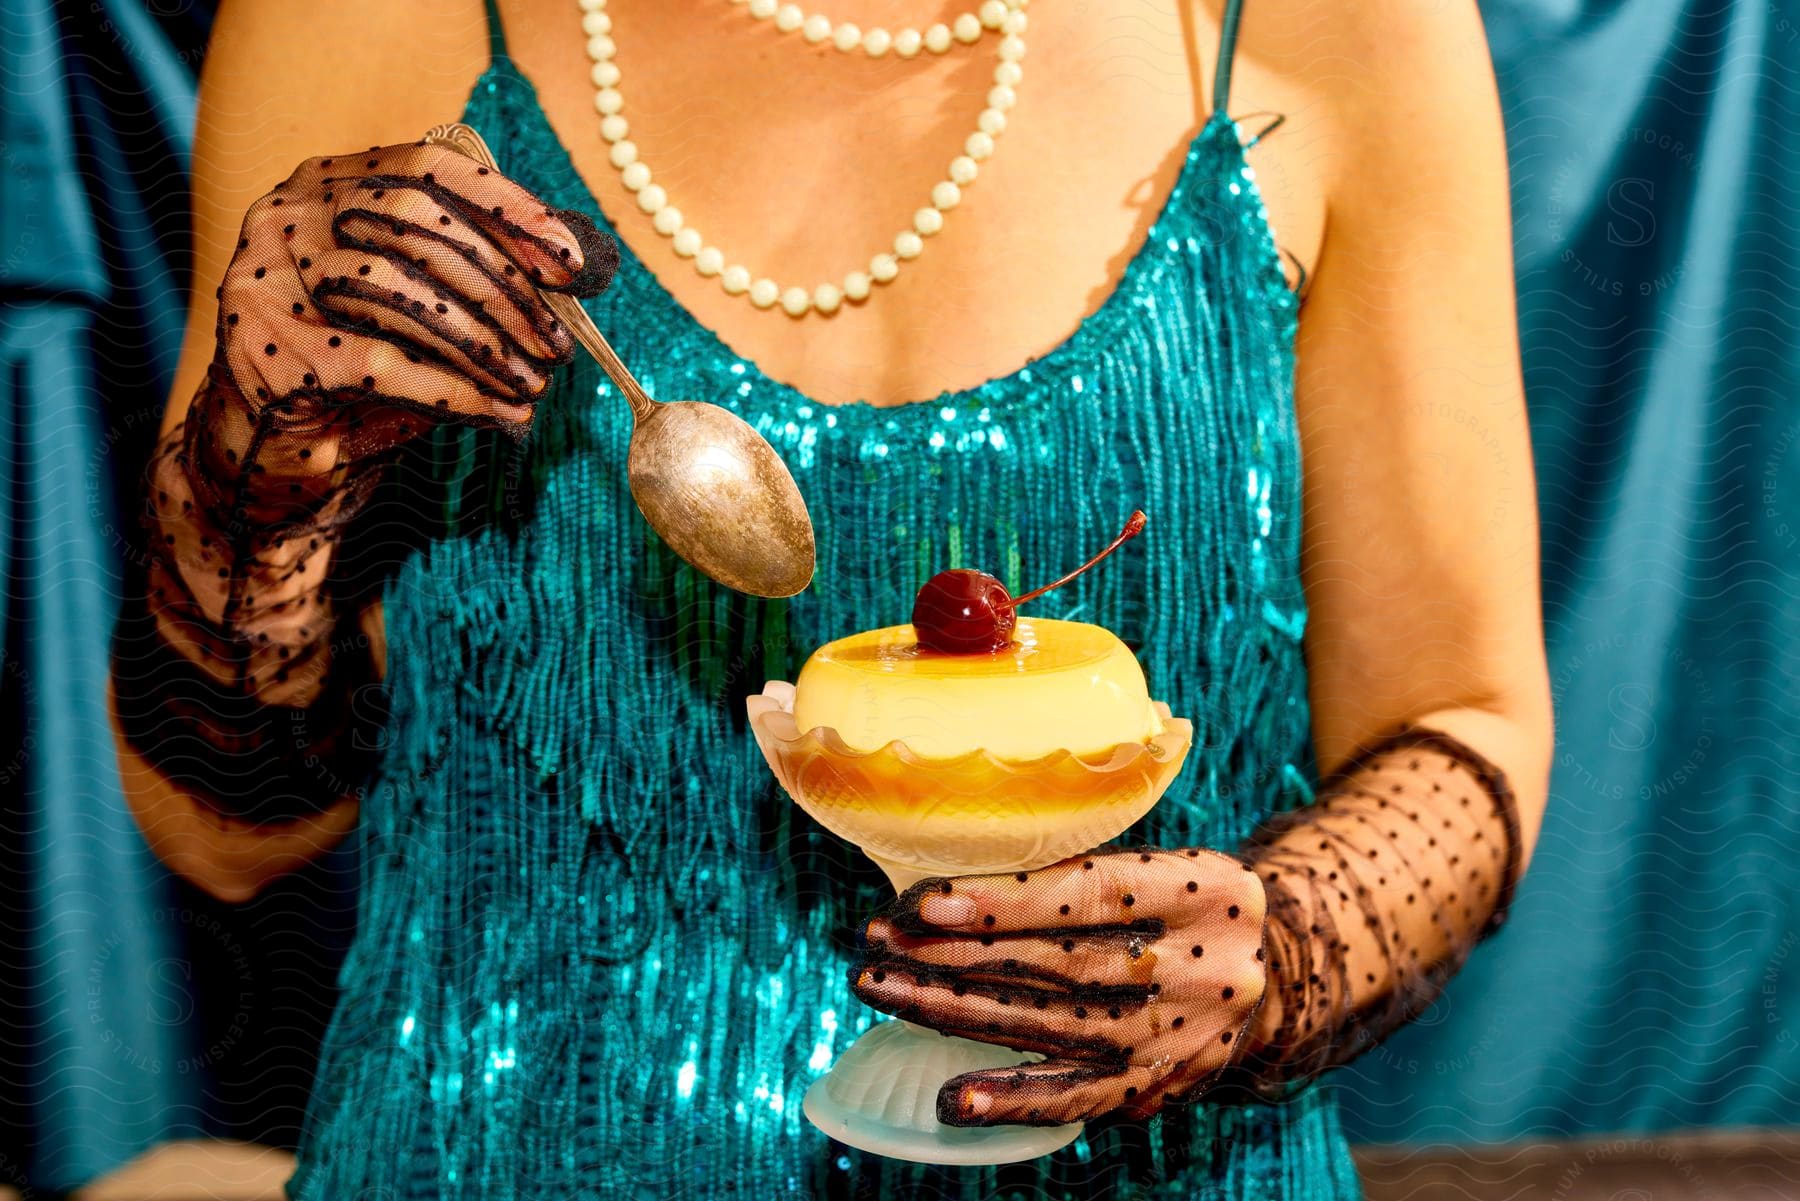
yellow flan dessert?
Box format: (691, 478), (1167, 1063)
(791, 616), (1164, 760)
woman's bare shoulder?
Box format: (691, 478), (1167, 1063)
(199, 0), (493, 161)
(1234, 0), (1499, 107)
(1228, 0), (1504, 209)
(194, 0), (494, 223)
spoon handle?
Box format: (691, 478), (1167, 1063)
(424, 122), (658, 424)
(542, 291), (657, 422)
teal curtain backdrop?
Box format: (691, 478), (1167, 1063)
(0, 0), (1793, 1190)
(3, 0), (201, 1190)
(1333, 0), (1800, 1142)
(3, 2), (359, 1192)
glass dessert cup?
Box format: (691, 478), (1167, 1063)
(747, 680), (1194, 1165)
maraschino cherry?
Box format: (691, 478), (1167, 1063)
(911, 511), (1148, 653)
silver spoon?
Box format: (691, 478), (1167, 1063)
(425, 122), (816, 598)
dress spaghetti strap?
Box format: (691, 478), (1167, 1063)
(1212, 0), (1246, 117)
(1212, 0), (1285, 153)
(482, 0), (510, 64)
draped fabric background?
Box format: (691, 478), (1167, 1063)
(1, 3), (357, 1192)
(0, 0), (1793, 1191)
(3, 1), (198, 1188)
(1333, 0), (1800, 1143)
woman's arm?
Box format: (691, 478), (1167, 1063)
(1292, 0), (1550, 836)
(114, 0), (492, 901)
(1226, 0), (1552, 1074)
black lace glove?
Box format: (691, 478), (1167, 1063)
(1226, 726), (1522, 1097)
(114, 139), (618, 822)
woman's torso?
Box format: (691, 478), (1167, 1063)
(290, 2), (1357, 1197)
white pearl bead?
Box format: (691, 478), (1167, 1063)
(843, 270), (872, 300)
(590, 61), (620, 88)
(620, 161), (651, 191)
(833, 22), (861, 51)
(978, 107), (1007, 135)
(923, 23), (952, 52)
(893, 28), (922, 56)
(578, 0), (605, 11)
(609, 140), (638, 168)
(636, 183), (667, 214)
(750, 278), (780, 308)
(653, 205), (683, 235)
(696, 246), (724, 276)
(953, 13), (982, 42)
(813, 283), (843, 314)
(894, 230), (924, 259)
(931, 179), (962, 210)
(586, 34), (615, 60)
(994, 60), (1022, 87)
(979, 0), (1008, 28)
(802, 13), (832, 42)
(1002, 9), (1027, 34)
(600, 114), (629, 142)
(594, 88), (623, 115)
(673, 228), (703, 257)
(722, 265), (751, 294)
(914, 206), (944, 235)
(750, 0), (778, 16)
(780, 286), (811, 315)
(582, 11), (611, 36)
(862, 27), (891, 55)
(774, 3), (802, 29)
(998, 34), (1026, 61)
(965, 130), (995, 160)
(869, 253), (899, 282)
(949, 155), (979, 185)
(987, 85), (1017, 111)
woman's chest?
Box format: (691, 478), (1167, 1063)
(498, 0), (1323, 407)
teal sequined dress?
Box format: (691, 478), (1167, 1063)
(290, 1), (1362, 1196)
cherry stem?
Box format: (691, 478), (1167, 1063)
(1010, 510), (1148, 609)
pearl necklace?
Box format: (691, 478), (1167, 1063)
(737, 0), (1014, 57)
(578, 0), (1028, 317)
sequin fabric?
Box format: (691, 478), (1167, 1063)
(288, 51), (1362, 1201)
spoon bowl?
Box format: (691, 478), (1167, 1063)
(424, 123), (817, 598)
(629, 400), (817, 598)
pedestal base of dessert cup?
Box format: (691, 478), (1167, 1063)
(803, 1018), (1082, 1165)
(748, 680), (1194, 1166)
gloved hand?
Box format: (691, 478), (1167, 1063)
(848, 725), (1523, 1126)
(851, 847), (1269, 1127)
(179, 139), (617, 529)
(118, 139), (618, 820)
